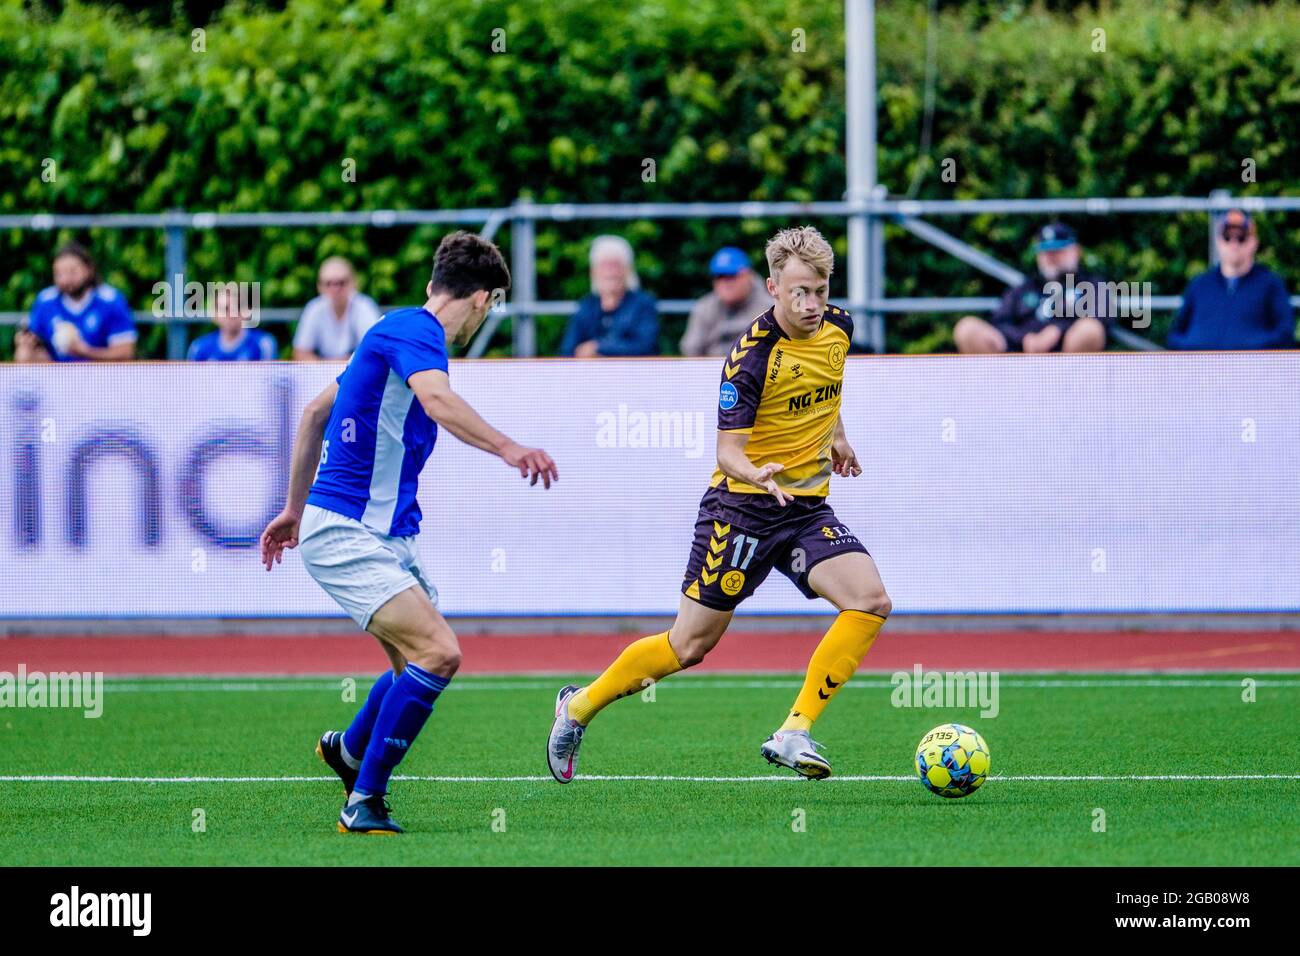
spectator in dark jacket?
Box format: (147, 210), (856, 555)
(1167, 209), (1294, 350)
(561, 235), (659, 357)
(954, 222), (1109, 353)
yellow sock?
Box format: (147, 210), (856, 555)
(569, 631), (683, 725)
(781, 610), (886, 731)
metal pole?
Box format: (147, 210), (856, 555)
(894, 215), (1025, 285)
(870, 185), (886, 352)
(510, 198), (537, 357)
(845, 0), (878, 350)
(164, 214), (188, 360)
(1208, 189), (1230, 269)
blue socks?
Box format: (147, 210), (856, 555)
(354, 663), (449, 798)
(341, 671), (395, 765)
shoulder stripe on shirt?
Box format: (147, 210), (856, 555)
(360, 370), (415, 533)
(724, 318), (773, 379)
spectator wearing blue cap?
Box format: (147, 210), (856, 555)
(954, 222), (1110, 353)
(561, 235), (660, 357)
(679, 246), (773, 357)
(1167, 210), (1294, 350)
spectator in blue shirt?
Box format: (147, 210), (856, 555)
(1167, 210), (1295, 350)
(187, 286), (279, 361)
(16, 242), (137, 362)
(561, 235), (659, 357)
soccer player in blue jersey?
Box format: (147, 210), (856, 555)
(259, 231), (558, 834)
(187, 286), (278, 361)
(15, 242), (137, 363)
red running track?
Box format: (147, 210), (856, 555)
(0, 630), (1298, 675)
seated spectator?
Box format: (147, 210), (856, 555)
(1167, 210), (1295, 350)
(954, 222), (1109, 353)
(187, 287), (278, 361)
(680, 246), (774, 357)
(292, 257), (381, 360)
(16, 242), (136, 363)
(560, 235), (659, 357)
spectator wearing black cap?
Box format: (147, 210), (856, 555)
(16, 242), (137, 363)
(679, 246), (773, 357)
(954, 223), (1110, 354)
(1167, 210), (1295, 350)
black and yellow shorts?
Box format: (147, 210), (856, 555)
(681, 486), (869, 612)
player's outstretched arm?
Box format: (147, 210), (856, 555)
(716, 429), (790, 506)
(260, 381), (337, 570)
(831, 413), (862, 477)
(408, 369), (558, 489)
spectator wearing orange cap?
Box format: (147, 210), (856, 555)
(1167, 210), (1295, 350)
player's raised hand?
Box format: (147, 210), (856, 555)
(754, 462), (791, 506)
(259, 509), (301, 571)
(832, 436), (862, 477)
(502, 441), (559, 489)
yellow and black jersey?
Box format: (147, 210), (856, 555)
(711, 305), (852, 497)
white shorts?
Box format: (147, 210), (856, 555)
(297, 503), (438, 629)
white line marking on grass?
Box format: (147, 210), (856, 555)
(98, 677), (1300, 693)
(106, 682), (348, 693)
(3, 773), (1298, 784)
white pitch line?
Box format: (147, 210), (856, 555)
(2, 773), (1298, 784)
(95, 677), (1300, 693)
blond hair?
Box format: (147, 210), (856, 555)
(764, 226), (834, 281)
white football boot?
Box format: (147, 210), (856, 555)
(760, 729), (832, 780)
(547, 684), (586, 783)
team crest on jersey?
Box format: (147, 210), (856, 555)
(720, 570), (746, 596)
(828, 342), (845, 371)
(719, 381), (739, 410)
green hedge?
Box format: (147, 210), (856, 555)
(2, 0), (1298, 356)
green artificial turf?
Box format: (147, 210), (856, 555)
(2, 673), (1297, 866)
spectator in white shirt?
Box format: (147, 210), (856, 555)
(292, 257), (381, 360)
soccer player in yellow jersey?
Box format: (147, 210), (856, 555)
(547, 226), (890, 781)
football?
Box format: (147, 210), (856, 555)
(915, 723), (991, 798)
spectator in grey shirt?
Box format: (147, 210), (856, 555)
(680, 246), (773, 357)
(293, 257), (381, 360)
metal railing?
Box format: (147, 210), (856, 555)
(3, 191), (1296, 358)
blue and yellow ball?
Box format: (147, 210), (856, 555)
(914, 723), (990, 798)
